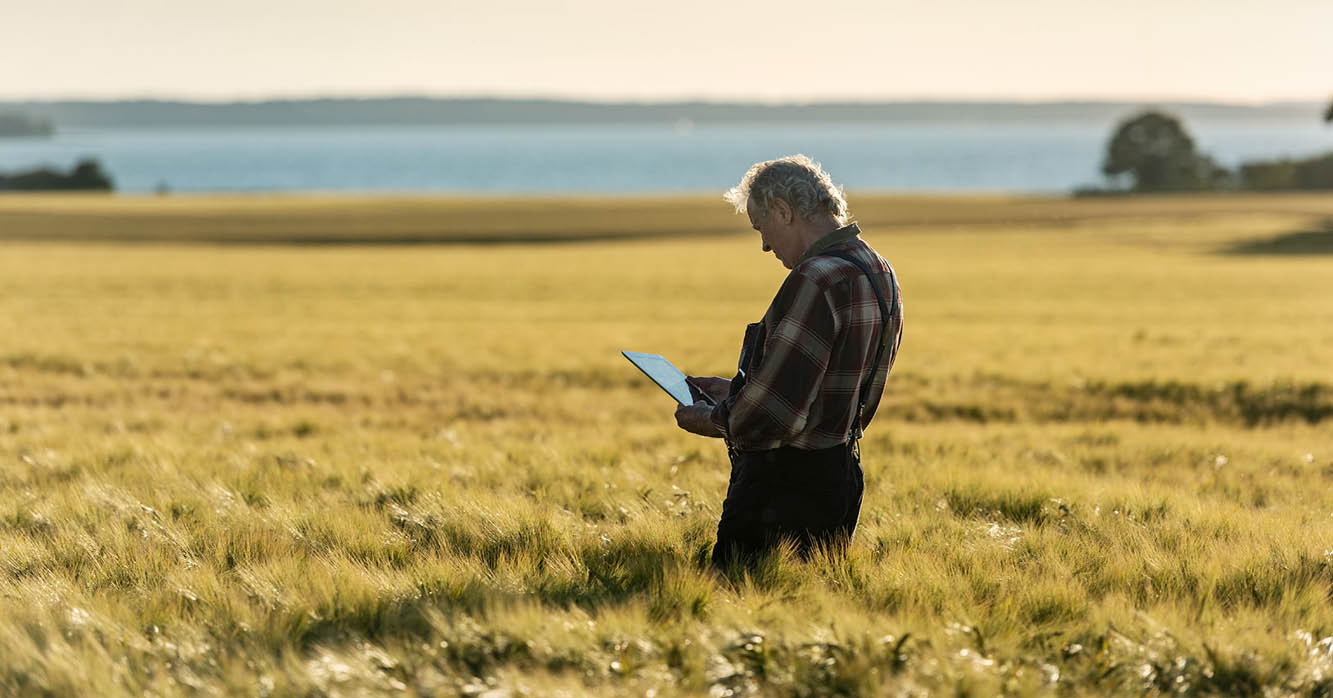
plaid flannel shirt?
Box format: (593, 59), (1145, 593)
(709, 223), (903, 451)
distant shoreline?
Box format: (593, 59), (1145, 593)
(0, 112), (54, 137)
(0, 97), (1323, 128)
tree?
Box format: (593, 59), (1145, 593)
(1325, 98), (1332, 124)
(0, 158), (113, 191)
(1241, 153), (1333, 190)
(1101, 110), (1229, 192)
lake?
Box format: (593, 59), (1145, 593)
(1, 120), (1329, 194)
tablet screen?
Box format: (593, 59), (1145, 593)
(622, 351), (700, 406)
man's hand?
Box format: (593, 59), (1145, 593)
(675, 402), (722, 437)
(686, 376), (731, 403)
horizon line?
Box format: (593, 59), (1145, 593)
(1, 92), (1327, 108)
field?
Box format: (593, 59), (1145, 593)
(2, 192), (1333, 696)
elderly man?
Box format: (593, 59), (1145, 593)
(675, 155), (903, 570)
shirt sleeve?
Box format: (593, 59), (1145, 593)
(710, 268), (839, 451)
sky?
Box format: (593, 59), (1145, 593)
(4, 0), (1330, 103)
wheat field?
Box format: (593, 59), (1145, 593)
(2, 193), (1333, 696)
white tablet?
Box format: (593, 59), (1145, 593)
(621, 351), (714, 406)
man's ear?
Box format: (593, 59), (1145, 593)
(772, 198), (794, 225)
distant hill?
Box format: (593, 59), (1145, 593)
(0, 97), (1323, 128)
(0, 112), (54, 137)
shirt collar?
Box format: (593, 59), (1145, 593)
(796, 221), (862, 266)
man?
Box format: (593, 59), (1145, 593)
(674, 155), (903, 570)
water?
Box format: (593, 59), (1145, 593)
(1, 120), (1328, 194)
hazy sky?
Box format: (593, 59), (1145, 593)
(5, 0), (1330, 102)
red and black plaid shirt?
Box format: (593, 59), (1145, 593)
(710, 223), (903, 451)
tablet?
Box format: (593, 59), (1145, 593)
(622, 351), (714, 406)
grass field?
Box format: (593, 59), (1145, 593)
(2, 193), (1333, 696)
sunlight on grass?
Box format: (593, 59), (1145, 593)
(1, 195), (1333, 695)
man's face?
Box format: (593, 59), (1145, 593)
(746, 196), (800, 269)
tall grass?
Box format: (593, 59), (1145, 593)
(1, 195), (1332, 695)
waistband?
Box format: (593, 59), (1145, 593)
(732, 440), (855, 465)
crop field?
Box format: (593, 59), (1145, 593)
(2, 192), (1333, 696)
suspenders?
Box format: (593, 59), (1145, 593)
(819, 250), (899, 440)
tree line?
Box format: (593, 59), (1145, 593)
(0, 159), (113, 191)
(1093, 99), (1333, 193)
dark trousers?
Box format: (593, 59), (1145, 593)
(711, 440), (864, 571)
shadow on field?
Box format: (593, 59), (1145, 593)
(887, 376), (1333, 427)
(1221, 218), (1333, 255)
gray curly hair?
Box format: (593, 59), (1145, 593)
(723, 154), (849, 224)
